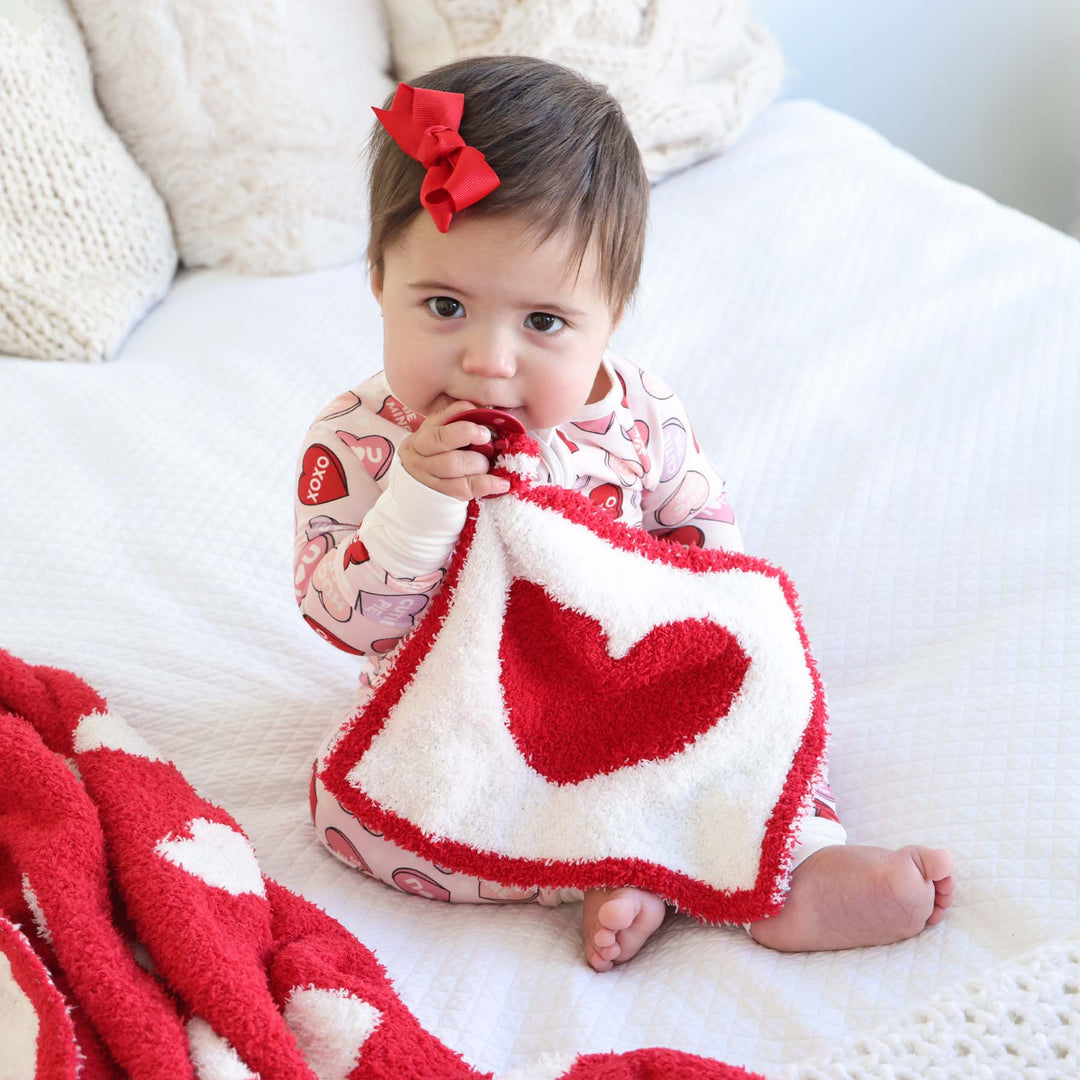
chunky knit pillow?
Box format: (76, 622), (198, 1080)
(382, 0), (785, 181)
(67, 0), (394, 274)
(0, 0), (176, 363)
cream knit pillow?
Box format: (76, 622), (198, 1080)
(382, 0), (784, 181)
(0, 0), (176, 363)
(67, 0), (393, 274)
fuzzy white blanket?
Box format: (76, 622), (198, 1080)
(319, 434), (829, 926)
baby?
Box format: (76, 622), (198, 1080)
(297, 55), (955, 971)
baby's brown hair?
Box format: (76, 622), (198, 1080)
(367, 55), (649, 320)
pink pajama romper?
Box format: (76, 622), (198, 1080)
(296, 351), (846, 910)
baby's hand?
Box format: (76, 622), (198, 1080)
(399, 399), (512, 502)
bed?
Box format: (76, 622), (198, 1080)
(3, 98), (1079, 1076)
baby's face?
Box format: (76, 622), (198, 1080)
(371, 211), (619, 432)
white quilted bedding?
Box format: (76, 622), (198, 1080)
(2, 100), (1078, 1076)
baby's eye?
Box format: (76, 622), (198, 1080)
(426, 296), (464, 319)
(526, 312), (565, 333)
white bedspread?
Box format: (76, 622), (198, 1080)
(2, 100), (1077, 1076)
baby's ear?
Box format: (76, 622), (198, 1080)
(369, 263), (384, 306)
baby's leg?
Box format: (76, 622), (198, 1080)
(310, 765), (539, 903)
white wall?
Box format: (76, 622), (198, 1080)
(753, 0), (1080, 234)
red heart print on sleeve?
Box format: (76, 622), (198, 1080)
(344, 538), (370, 569)
(377, 395), (423, 432)
(589, 483), (624, 518)
(299, 445), (349, 505)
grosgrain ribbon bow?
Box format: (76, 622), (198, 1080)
(373, 83), (501, 232)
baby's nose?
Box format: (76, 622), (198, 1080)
(461, 333), (516, 378)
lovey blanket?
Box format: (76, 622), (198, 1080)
(319, 432), (829, 925)
(0, 648), (765, 1079)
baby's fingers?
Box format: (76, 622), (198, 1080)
(422, 447), (493, 481)
(465, 472), (512, 500)
(435, 418), (494, 455)
(411, 418), (492, 459)
(412, 400), (482, 449)
(419, 465), (509, 502)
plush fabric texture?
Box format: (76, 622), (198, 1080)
(66, 0), (393, 274)
(0, 647), (767, 1079)
(381, 0), (784, 181)
(0, 915), (77, 1080)
(0, 0), (175, 362)
(320, 434), (829, 925)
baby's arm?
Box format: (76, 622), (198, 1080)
(293, 391), (501, 659)
(631, 364), (743, 553)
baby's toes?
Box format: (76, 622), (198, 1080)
(593, 926), (617, 950)
(910, 845), (954, 884)
(927, 874), (957, 925)
(597, 894), (639, 934)
(587, 941), (619, 971)
(592, 922), (621, 962)
(908, 847), (956, 923)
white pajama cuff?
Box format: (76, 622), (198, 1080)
(357, 454), (468, 578)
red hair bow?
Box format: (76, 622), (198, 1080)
(373, 83), (501, 233)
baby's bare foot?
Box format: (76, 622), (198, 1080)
(581, 887), (667, 972)
(748, 844), (956, 952)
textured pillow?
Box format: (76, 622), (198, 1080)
(67, 0), (394, 274)
(0, 0), (176, 363)
(381, 0), (785, 182)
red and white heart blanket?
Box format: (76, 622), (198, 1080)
(0, 647), (765, 1079)
(320, 434), (829, 927)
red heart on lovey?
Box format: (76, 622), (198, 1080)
(500, 578), (751, 785)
